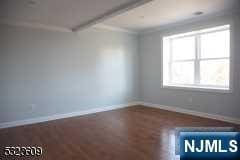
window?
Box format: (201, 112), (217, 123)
(162, 25), (231, 92)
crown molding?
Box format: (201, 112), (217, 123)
(93, 23), (137, 35)
(0, 20), (138, 35)
(140, 10), (239, 35)
(0, 20), (72, 33)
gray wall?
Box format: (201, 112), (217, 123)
(1, 13), (239, 125)
(139, 13), (240, 119)
(0, 25), (139, 123)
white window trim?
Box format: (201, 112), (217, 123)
(161, 24), (233, 93)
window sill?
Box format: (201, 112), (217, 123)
(162, 84), (232, 94)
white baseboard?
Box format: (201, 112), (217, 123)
(138, 101), (240, 125)
(0, 102), (139, 129)
(1, 101), (239, 129)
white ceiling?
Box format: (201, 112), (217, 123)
(0, 0), (151, 31)
(103, 0), (240, 32)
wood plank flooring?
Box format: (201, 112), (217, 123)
(0, 105), (239, 160)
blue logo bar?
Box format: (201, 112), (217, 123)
(180, 132), (240, 160)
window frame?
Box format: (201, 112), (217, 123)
(161, 24), (233, 93)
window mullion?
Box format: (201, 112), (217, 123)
(195, 35), (200, 85)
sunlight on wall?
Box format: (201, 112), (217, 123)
(98, 48), (128, 103)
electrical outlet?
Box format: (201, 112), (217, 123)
(188, 97), (193, 103)
(30, 104), (36, 110)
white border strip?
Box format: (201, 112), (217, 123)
(93, 23), (137, 35)
(139, 101), (240, 125)
(0, 21), (136, 35)
(0, 102), (138, 129)
(0, 20), (72, 33)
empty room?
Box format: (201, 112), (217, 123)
(0, 0), (240, 160)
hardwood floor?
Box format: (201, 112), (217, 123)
(0, 106), (239, 160)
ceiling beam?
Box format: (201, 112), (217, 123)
(72, 0), (152, 32)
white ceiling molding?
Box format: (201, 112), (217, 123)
(0, 20), (71, 32)
(139, 10), (238, 35)
(72, 0), (152, 32)
(0, 20), (138, 34)
(93, 23), (137, 35)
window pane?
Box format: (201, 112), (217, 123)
(172, 36), (195, 60)
(171, 62), (194, 84)
(200, 30), (230, 58)
(200, 59), (229, 86)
